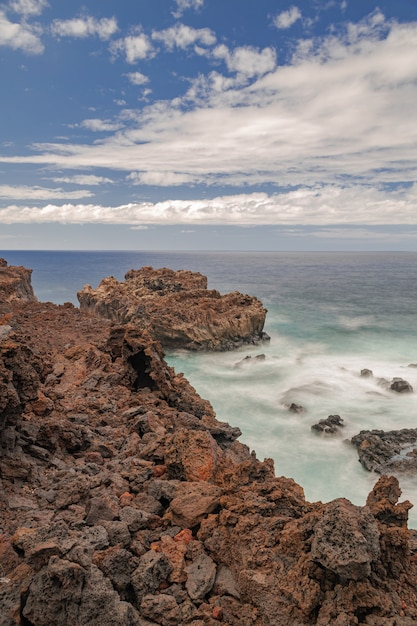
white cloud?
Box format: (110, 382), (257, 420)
(51, 16), (118, 40)
(152, 23), (216, 50)
(80, 119), (122, 132)
(110, 31), (153, 63)
(212, 44), (276, 78)
(9, 0), (48, 16)
(50, 175), (114, 186)
(274, 6), (302, 29)
(0, 185), (94, 200)
(0, 9), (44, 54)
(2, 10), (417, 231)
(127, 171), (194, 186)
(1, 185), (417, 225)
(172, 0), (204, 18)
(125, 71), (149, 85)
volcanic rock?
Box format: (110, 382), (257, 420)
(1, 260), (417, 625)
(351, 428), (417, 473)
(0, 258), (37, 305)
(311, 414), (344, 434)
(77, 265), (268, 351)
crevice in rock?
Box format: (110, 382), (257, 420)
(127, 350), (156, 391)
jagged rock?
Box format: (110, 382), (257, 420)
(185, 552), (217, 600)
(131, 550), (173, 602)
(0, 259), (37, 305)
(311, 414), (344, 434)
(78, 266), (268, 351)
(1, 259), (417, 626)
(361, 368), (373, 377)
(168, 482), (222, 528)
(311, 498), (380, 580)
(351, 428), (417, 473)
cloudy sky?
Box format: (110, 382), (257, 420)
(1, 0), (417, 250)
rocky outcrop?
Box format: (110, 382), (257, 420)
(77, 266), (269, 351)
(352, 428), (417, 474)
(0, 258), (37, 304)
(1, 261), (417, 625)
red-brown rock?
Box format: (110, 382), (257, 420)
(77, 265), (268, 351)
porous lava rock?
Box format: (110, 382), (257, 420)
(1, 261), (417, 625)
(77, 265), (269, 351)
(352, 428), (417, 474)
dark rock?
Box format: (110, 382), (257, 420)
(311, 498), (380, 580)
(131, 550), (173, 602)
(234, 354), (266, 368)
(360, 368), (373, 377)
(288, 403), (305, 414)
(351, 428), (417, 473)
(311, 414), (344, 434)
(185, 552), (217, 600)
(390, 377), (413, 393)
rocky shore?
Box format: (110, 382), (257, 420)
(1, 259), (417, 626)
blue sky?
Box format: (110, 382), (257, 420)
(1, 0), (417, 250)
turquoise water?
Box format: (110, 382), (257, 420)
(3, 250), (417, 525)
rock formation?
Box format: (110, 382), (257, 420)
(352, 428), (417, 474)
(77, 266), (269, 351)
(1, 260), (417, 625)
(0, 258), (37, 304)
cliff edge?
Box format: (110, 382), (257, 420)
(1, 261), (417, 626)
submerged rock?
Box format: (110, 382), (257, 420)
(78, 265), (268, 351)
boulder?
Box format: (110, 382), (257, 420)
(311, 498), (380, 580)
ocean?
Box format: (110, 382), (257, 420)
(2, 250), (417, 526)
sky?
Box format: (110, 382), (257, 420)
(1, 0), (417, 251)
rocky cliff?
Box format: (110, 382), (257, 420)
(77, 266), (268, 351)
(1, 260), (417, 626)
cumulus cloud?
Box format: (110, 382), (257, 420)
(274, 6), (302, 29)
(212, 44), (276, 78)
(125, 71), (149, 85)
(1, 10), (417, 231)
(172, 0), (204, 18)
(0, 9), (44, 53)
(0, 185), (94, 200)
(2, 185), (417, 225)
(152, 23), (216, 50)
(51, 16), (118, 40)
(110, 31), (153, 63)
(9, 0), (48, 16)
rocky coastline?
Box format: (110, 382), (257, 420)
(1, 259), (417, 626)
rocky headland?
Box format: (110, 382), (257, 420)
(1, 259), (417, 626)
(77, 266), (269, 351)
